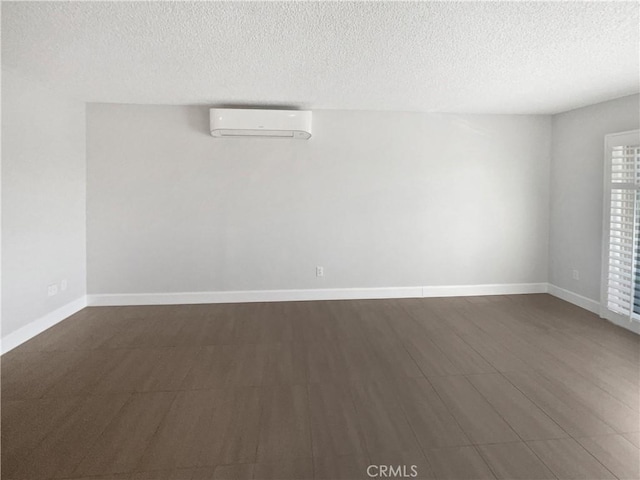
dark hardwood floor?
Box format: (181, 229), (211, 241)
(1, 294), (639, 479)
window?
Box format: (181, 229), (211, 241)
(601, 130), (640, 330)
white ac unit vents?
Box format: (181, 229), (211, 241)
(210, 108), (312, 139)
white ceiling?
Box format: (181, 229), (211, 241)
(2, 1), (638, 114)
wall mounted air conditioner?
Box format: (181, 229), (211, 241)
(210, 108), (312, 139)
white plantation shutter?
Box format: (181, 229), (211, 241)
(602, 131), (640, 326)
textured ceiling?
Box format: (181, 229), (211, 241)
(2, 1), (639, 114)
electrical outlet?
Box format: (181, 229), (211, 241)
(61, 279), (68, 291)
(316, 266), (324, 277)
(47, 284), (58, 297)
(572, 269), (580, 281)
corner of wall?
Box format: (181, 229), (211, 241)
(1, 68), (88, 348)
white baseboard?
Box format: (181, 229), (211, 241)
(1, 296), (87, 355)
(547, 284), (600, 314)
(87, 283), (549, 307)
(422, 283), (548, 297)
(4, 284), (632, 352)
(87, 287), (424, 306)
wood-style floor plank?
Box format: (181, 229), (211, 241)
(137, 389), (221, 471)
(406, 297), (485, 337)
(73, 391), (176, 477)
(1, 397), (81, 460)
(576, 434), (640, 480)
(182, 343), (306, 389)
(402, 334), (464, 377)
(308, 382), (366, 458)
(135, 347), (202, 392)
(313, 455), (372, 480)
(231, 304), (293, 344)
(467, 373), (568, 441)
(289, 302), (341, 344)
(2, 294), (638, 480)
(534, 364), (640, 433)
(212, 464), (254, 480)
(252, 457), (314, 480)
(395, 377), (470, 449)
(476, 442), (555, 480)
(458, 331), (531, 372)
(7, 393), (130, 479)
(256, 385), (312, 462)
(89, 349), (167, 394)
(68, 474), (132, 480)
(503, 370), (617, 438)
(1, 350), (84, 400)
(42, 349), (123, 398)
(349, 378), (421, 455)
(428, 375), (520, 445)
(365, 337), (425, 379)
(173, 315), (236, 347)
(104, 317), (188, 349)
(427, 332), (496, 375)
(527, 438), (617, 480)
(423, 446), (496, 479)
(130, 467), (216, 479)
(203, 387), (263, 466)
(138, 387), (262, 471)
(623, 432), (640, 448)
(305, 340), (352, 384)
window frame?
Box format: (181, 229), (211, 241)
(600, 129), (640, 330)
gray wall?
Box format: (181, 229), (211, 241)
(1, 69), (87, 336)
(4, 89), (634, 333)
(87, 104), (551, 294)
(549, 94), (640, 302)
